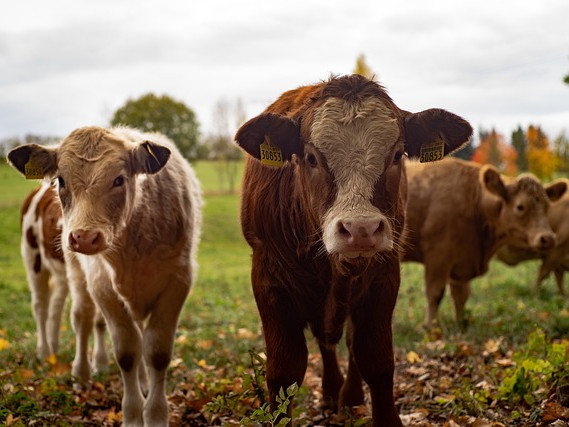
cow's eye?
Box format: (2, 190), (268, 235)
(306, 153), (318, 167)
(393, 151), (403, 164)
(516, 204), (525, 212)
(58, 176), (65, 188)
(113, 176), (124, 188)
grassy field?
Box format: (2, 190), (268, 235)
(1, 159), (569, 425)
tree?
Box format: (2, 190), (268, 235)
(553, 130), (569, 173)
(472, 128), (517, 175)
(353, 54), (375, 80)
(526, 125), (557, 180)
(110, 93), (199, 159)
(204, 98), (245, 193)
(511, 126), (528, 171)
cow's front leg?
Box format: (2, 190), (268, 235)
(254, 284), (307, 424)
(68, 258), (96, 382)
(93, 290), (144, 427)
(142, 280), (189, 427)
(347, 272), (402, 427)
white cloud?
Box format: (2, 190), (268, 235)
(1, 0), (568, 141)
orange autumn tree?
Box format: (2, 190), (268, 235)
(472, 128), (518, 175)
(526, 125), (557, 180)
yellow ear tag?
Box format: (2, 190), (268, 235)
(24, 160), (44, 179)
(419, 139), (445, 163)
(259, 138), (284, 167)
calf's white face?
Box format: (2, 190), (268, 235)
(310, 97), (402, 258)
(7, 127), (171, 256)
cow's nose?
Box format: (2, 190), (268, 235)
(537, 233), (556, 250)
(69, 230), (104, 254)
(338, 219), (384, 250)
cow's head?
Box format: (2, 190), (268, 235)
(236, 75), (472, 260)
(7, 126), (171, 255)
(480, 166), (567, 251)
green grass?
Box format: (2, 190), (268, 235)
(1, 159), (569, 424)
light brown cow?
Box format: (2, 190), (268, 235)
(496, 178), (569, 295)
(19, 183), (108, 376)
(236, 74), (473, 426)
(8, 126), (202, 427)
(402, 158), (567, 327)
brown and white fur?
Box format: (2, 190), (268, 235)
(236, 74), (473, 426)
(20, 183), (108, 375)
(8, 126), (202, 427)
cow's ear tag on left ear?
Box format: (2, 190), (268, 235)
(419, 137), (445, 163)
(259, 137), (284, 167)
(24, 160), (44, 179)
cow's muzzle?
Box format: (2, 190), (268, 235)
(68, 229), (106, 255)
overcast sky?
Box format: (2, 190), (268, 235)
(1, 0), (568, 144)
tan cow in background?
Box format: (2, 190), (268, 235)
(402, 158), (566, 328)
(8, 126), (202, 427)
(496, 178), (569, 295)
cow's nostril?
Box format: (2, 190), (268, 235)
(338, 222), (351, 235)
(375, 221), (385, 235)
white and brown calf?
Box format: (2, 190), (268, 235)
(9, 126), (202, 427)
(20, 183), (108, 376)
(20, 183), (68, 359)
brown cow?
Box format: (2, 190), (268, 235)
(496, 178), (569, 295)
(8, 126), (202, 427)
(20, 183), (108, 376)
(402, 158), (567, 328)
(235, 74), (473, 425)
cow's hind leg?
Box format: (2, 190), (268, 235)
(47, 273), (68, 355)
(340, 320), (365, 408)
(554, 267), (566, 296)
(141, 281), (189, 427)
(449, 280), (471, 329)
(28, 268), (51, 359)
(317, 341), (344, 410)
(92, 308), (109, 374)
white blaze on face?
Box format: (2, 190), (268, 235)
(310, 97), (400, 257)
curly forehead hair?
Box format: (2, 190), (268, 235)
(512, 175), (548, 203)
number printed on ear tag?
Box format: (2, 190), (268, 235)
(419, 139), (445, 163)
(259, 138), (284, 167)
(24, 160), (44, 179)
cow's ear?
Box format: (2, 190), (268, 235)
(235, 112), (301, 166)
(131, 141), (171, 174)
(7, 144), (58, 179)
(544, 179), (567, 202)
(403, 108), (473, 159)
(480, 165), (508, 200)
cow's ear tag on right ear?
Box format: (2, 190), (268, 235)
(24, 160), (44, 179)
(419, 138), (445, 163)
(259, 137), (284, 167)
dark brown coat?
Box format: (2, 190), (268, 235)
(236, 74), (473, 426)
